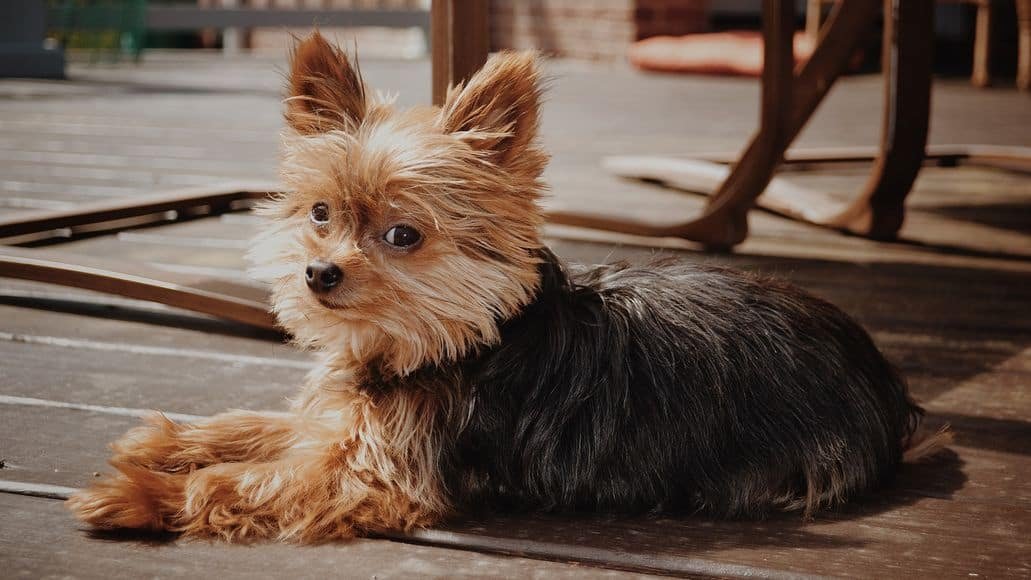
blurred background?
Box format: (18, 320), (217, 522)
(17, 0), (1029, 72)
(1, 3), (1030, 578)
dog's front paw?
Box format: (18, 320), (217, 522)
(110, 413), (198, 473)
(68, 464), (184, 531)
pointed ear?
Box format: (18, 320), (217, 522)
(285, 31), (367, 134)
(438, 51), (545, 175)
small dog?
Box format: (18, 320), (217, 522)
(69, 32), (949, 542)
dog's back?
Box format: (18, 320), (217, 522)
(454, 250), (933, 517)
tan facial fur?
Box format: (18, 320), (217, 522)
(69, 33), (550, 542)
(250, 31), (548, 377)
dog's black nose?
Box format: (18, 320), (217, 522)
(305, 259), (343, 293)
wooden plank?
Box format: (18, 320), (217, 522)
(2, 403), (1027, 577)
(0, 135), (269, 162)
(0, 149), (275, 177)
(0, 329), (301, 415)
(0, 196), (80, 211)
(0, 495), (640, 580)
(414, 493), (1031, 578)
(0, 179), (139, 199)
(54, 236), (251, 273)
(1, 261), (1025, 416)
(4, 399), (1027, 507)
(0, 118), (275, 142)
(114, 215), (261, 241)
(0, 406), (142, 488)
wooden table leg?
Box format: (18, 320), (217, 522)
(824, 0), (934, 239)
(431, 0), (490, 105)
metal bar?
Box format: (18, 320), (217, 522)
(0, 246), (276, 331)
(0, 184), (271, 240)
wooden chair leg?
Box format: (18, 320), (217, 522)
(1018, 0), (1031, 91)
(599, 0), (939, 244)
(431, 0), (490, 105)
(825, 0), (935, 239)
(554, 0), (880, 246)
(806, 0), (825, 42)
(972, 0), (992, 88)
(684, 0), (796, 246)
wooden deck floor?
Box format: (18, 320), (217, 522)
(1, 51), (1029, 578)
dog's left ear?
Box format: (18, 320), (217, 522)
(286, 31), (367, 135)
(439, 51), (545, 176)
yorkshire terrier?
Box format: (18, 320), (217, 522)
(69, 32), (950, 542)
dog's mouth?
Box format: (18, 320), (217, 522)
(314, 295), (348, 310)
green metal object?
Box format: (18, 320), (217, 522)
(48, 0), (147, 62)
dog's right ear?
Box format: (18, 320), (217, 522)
(286, 31), (366, 134)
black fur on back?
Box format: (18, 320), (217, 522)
(448, 249), (923, 517)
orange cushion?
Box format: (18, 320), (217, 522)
(629, 31), (818, 76)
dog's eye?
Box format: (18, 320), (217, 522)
(310, 202), (330, 225)
(383, 225), (421, 248)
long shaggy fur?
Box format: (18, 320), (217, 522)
(69, 32), (948, 541)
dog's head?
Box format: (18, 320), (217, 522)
(249, 32), (548, 375)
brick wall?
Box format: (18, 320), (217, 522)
(243, 0), (429, 58)
(490, 0), (710, 61)
(227, 0), (710, 62)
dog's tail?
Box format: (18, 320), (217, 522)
(902, 424), (953, 463)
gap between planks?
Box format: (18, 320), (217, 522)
(0, 394), (204, 423)
(0, 332), (312, 370)
(0, 479), (806, 580)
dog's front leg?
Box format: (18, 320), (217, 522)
(67, 410), (300, 534)
(70, 437), (444, 542)
(107, 410), (299, 473)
